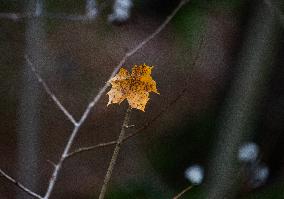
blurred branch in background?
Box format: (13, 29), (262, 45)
(264, 0), (284, 27)
(17, 0), (47, 199)
(25, 56), (77, 125)
(0, 0), (98, 22)
(0, 12), (96, 22)
(206, 1), (280, 199)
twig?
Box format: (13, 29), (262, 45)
(66, 86), (188, 159)
(0, 169), (43, 199)
(98, 107), (132, 199)
(46, 160), (56, 168)
(172, 185), (193, 199)
(25, 56), (78, 126)
(66, 141), (117, 158)
(43, 124), (79, 199)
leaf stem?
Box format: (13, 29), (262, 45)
(98, 106), (132, 199)
(172, 185), (193, 199)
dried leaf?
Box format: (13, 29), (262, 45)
(107, 64), (159, 111)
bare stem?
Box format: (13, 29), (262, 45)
(43, 124), (79, 199)
(66, 86), (189, 159)
(172, 185), (193, 199)
(0, 169), (43, 199)
(98, 107), (132, 199)
(25, 56), (78, 126)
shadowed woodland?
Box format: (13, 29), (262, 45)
(0, 0), (284, 199)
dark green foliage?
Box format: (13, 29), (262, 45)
(147, 109), (217, 189)
(242, 183), (284, 199)
(105, 182), (166, 199)
(45, 0), (85, 14)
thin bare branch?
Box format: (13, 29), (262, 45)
(126, 0), (190, 57)
(43, 124), (79, 199)
(46, 160), (56, 168)
(0, 12), (96, 22)
(66, 141), (117, 158)
(98, 107), (132, 199)
(172, 185), (193, 199)
(25, 56), (78, 126)
(0, 13), (22, 21)
(0, 169), (43, 199)
(66, 85), (188, 159)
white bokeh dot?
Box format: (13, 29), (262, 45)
(238, 142), (259, 162)
(250, 163), (269, 188)
(108, 0), (132, 23)
(184, 164), (204, 185)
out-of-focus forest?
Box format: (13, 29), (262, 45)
(0, 0), (283, 199)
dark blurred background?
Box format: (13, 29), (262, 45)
(0, 0), (283, 198)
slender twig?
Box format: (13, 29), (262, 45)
(0, 169), (43, 199)
(172, 185), (193, 199)
(125, 0), (189, 56)
(98, 107), (132, 199)
(43, 124), (79, 199)
(66, 141), (117, 158)
(46, 160), (56, 168)
(66, 86), (188, 159)
(25, 56), (78, 126)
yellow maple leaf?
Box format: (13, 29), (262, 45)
(107, 64), (159, 111)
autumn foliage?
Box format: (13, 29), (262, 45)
(107, 64), (159, 111)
